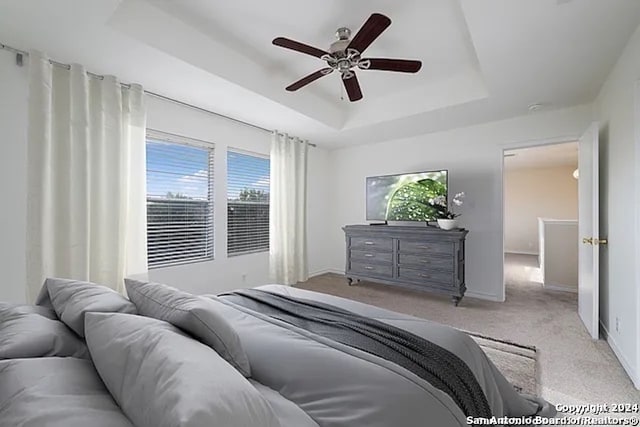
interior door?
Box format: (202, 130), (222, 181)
(578, 122), (600, 339)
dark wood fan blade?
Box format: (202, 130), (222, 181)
(286, 68), (333, 91)
(343, 74), (363, 102)
(363, 58), (422, 73)
(347, 13), (391, 54)
(273, 37), (329, 59)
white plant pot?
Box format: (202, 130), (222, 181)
(437, 218), (458, 230)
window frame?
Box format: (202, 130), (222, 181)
(226, 147), (271, 257)
(145, 129), (215, 269)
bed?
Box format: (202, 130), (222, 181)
(0, 278), (555, 427)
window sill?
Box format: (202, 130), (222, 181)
(148, 256), (215, 270)
(227, 248), (269, 258)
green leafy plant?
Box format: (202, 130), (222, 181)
(385, 178), (448, 221)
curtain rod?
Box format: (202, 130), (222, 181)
(0, 42), (316, 147)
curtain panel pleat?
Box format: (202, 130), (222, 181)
(269, 132), (308, 285)
(26, 51), (147, 301)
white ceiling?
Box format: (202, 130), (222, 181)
(504, 142), (578, 170)
(1, 0), (639, 148)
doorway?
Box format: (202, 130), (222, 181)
(501, 123), (601, 339)
(503, 142), (579, 298)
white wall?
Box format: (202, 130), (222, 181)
(0, 51), (27, 303)
(326, 104), (593, 301)
(539, 219), (578, 291)
(595, 22), (640, 388)
(504, 165), (578, 254)
(0, 50), (332, 299)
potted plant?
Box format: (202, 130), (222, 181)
(430, 192), (465, 230)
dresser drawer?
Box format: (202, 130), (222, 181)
(399, 240), (452, 255)
(350, 236), (393, 252)
(397, 267), (453, 286)
(351, 250), (393, 264)
(398, 253), (454, 271)
(350, 261), (393, 278)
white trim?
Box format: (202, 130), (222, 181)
(227, 146), (270, 160)
(465, 289), (504, 302)
(309, 268), (343, 277)
(600, 320), (640, 390)
(537, 219), (578, 225)
(500, 135), (581, 301)
(635, 80), (640, 393)
(543, 283), (578, 293)
(504, 250), (539, 256)
(147, 128), (215, 149)
(500, 134), (580, 150)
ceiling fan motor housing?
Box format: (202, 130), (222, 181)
(325, 27), (369, 79)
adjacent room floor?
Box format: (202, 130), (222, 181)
(296, 270), (639, 407)
(504, 253), (544, 288)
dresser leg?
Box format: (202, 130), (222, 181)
(452, 296), (461, 307)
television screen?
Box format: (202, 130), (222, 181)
(366, 170), (448, 221)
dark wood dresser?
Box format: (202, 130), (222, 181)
(343, 225), (468, 306)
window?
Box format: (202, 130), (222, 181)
(146, 131), (214, 268)
(227, 150), (270, 256)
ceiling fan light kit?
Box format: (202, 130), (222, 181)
(272, 13), (422, 102)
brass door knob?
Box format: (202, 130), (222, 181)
(582, 237), (593, 245)
(594, 238), (608, 246)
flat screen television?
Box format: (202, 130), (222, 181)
(366, 170), (448, 222)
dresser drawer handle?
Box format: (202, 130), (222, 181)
(364, 254), (374, 257)
(364, 266), (374, 270)
(364, 241), (375, 245)
(419, 273), (431, 278)
(418, 245), (431, 249)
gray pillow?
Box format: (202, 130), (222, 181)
(0, 302), (58, 319)
(42, 278), (137, 337)
(125, 278), (250, 376)
(0, 357), (133, 427)
(84, 312), (281, 427)
(0, 304), (88, 359)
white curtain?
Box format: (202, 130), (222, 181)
(269, 132), (308, 285)
(26, 51), (147, 301)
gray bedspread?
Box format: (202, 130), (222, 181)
(215, 285), (555, 427)
(223, 288), (493, 419)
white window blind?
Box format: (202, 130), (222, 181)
(227, 149), (270, 256)
(146, 131), (214, 268)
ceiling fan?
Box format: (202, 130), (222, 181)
(272, 13), (422, 102)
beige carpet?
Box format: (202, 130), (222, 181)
(297, 254), (639, 408)
(470, 333), (537, 396)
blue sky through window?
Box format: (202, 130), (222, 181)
(146, 140), (270, 200)
(227, 151), (270, 200)
(146, 139), (210, 200)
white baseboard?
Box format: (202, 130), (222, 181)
(600, 320), (640, 390)
(504, 250), (539, 256)
(309, 268), (343, 277)
(465, 290), (504, 302)
(543, 283), (578, 293)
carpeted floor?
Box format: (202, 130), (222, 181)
(469, 332), (538, 396)
(296, 254), (639, 406)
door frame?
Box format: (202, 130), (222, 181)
(634, 81), (640, 386)
(499, 134), (581, 302)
